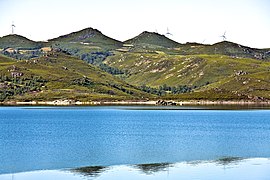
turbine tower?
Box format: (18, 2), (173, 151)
(11, 22), (15, 34)
(166, 27), (173, 36)
(220, 31), (226, 41)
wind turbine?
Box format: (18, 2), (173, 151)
(220, 31), (226, 41)
(165, 27), (173, 36)
(11, 21), (16, 34)
(202, 39), (206, 44)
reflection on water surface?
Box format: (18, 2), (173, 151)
(1, 158), (269, 180)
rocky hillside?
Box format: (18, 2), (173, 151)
(0, 51), (151, 102)
(105, 52), (270, 100)
(1, 27), (270, 102)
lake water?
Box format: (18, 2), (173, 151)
(1, 106), (270, 178)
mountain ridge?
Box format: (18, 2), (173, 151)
(1, 27), (270, 102)
(1, 27), (269, 50)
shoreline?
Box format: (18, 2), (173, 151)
(1, 99), (270, 106)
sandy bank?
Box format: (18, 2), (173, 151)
(1, 99), (270, 106)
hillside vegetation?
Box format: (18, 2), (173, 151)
(47, 28), (124, 75)
(0, 34), (42, 50)
(125, 31), (180, 48)
(0, 27), (270, 102)
(0, 51), (151, 102)
(176, 41), (270, 61)
(105, 52), (270, 100)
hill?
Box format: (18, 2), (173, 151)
(0, 34), (42, 50)
(176, 41), (270, 61)
(125, 31), (180, 48)
(0, 28), (125, 75)
(47, 28), (125, 74)
(1, 28), (270, 102)
(123, 32), (269, 60)
(1, 30), (269, 61)
(105, 52), (270, 101)
(0, 51), (151, 102)
(49, 27), (123, 49)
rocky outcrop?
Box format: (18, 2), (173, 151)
(156, 100), (177, 106)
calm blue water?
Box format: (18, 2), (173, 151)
(1, 106), (270, 174)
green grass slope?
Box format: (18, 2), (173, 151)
(0, 54), (16, 63)
(0, 51), (151, 102)
(105, 52), (270, 100)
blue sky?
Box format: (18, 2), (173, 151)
(0, 0), (269, 48)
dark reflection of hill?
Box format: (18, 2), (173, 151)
(133, 162), (173, 175)
(71, 166), (108, 178)
(215, 157), (244, 166)
(70, 157), (244, 177)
